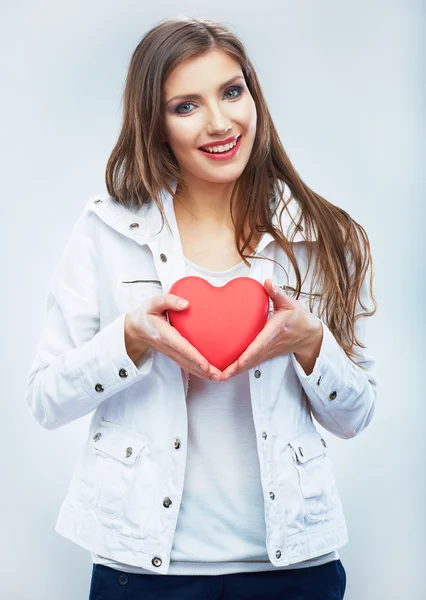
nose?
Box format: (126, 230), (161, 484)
(206, 104), (232, 136)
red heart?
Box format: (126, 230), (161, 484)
(168, 276), (270, 371)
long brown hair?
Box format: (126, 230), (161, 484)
(105, 15), (377, 366)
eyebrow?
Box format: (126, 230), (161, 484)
(165, 74), (245, 106)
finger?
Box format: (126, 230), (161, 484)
(153, 328), (210, 377)
(206, 364), (224, 379)
(240, 347), (280, 372)
(232, 347), (266, 375)
(157, 321), (210, 372)
(223, 344), (286, 381)
(166, 342), (210, 376)
(162, 330), (223, 380)
(238, 325), (279, 366)
(163, 348), (210, 379)
(221, 359), (239, 379)
(148, 294), (189, 315)
(153, 306), (223, 380)
(263, 347), (288, 362)
(222, 364), (245, 381)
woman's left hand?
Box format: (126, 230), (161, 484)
(220, 279), (323, 381)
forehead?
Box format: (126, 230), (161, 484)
(163, 50), (242, 97)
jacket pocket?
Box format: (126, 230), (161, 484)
(288, 430), (338, 521)
(79, 420), (148, 519)
(114, 279), (163, 313)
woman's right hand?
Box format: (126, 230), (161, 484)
(124, 293), (223, 381)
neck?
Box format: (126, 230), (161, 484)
(173, 176), (262, 255)
(174, 176), (236, 228)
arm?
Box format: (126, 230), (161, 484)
(290, 263), (377, 440)
(26, 207), (155, 430)
(124, 314), (152, 365)
(293, 323), (323, 376)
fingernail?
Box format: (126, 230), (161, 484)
(211, 374), (221, 382)
(271, 282), (277, 293)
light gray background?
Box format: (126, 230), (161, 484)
(2, 1), (424, 598)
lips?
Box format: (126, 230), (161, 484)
(198, 134), (241, 152)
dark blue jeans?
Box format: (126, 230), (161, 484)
(89, 558), (346, 599)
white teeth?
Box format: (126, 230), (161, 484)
(201, 136), (240, 153)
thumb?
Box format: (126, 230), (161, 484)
(149, 294), (189, 315)
(264, 279), (296, 310)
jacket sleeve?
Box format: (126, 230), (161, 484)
(290, 262), (377, 440)
(25, 207), (155, 430)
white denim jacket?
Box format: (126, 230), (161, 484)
(26, 180), (377, 574)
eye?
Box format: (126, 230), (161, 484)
(224, 86), (243, 100)
(174, 85), (244, 115)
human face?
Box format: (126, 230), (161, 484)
(162, 50), (257, 185)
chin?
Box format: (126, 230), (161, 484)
(199, 169), (245, 184)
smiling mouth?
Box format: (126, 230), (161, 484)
(198, 134), (242, 154)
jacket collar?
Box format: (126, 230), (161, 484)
(87, 178), (317, 251)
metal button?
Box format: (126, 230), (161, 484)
(329, 391), (337, 400)
(118, 574), (128, 585)
(152, 556), (162, 567)
(276, 550), (282, 559)
(298, 446), (304, 457)
(94, 383), (104, 393)
(94, 198), (103, 204)
(174, 439), (181, 449)
(119, 368), (128, 378)
(129, 222), (139, 230)
(262, 432), (267, 439)
(93, 432), (102, 442)
(125, 447), (133, 458)
(269, 492), (275, 500)
(254, 369), (261, 378)
(160, 253), (167, 262)
(321, 438), (327, 447)
(163, 497), (172, 508)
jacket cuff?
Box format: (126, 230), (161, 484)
(76, 312), (155, 402)
(290, 318), (349, 406)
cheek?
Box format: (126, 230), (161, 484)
(167, 128), (194, 152)
(232, 95), (257, 134)
(164, 114), (203, 149)
(246, 98), (257, 134)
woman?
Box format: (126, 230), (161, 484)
(26, 15), (377, 600)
